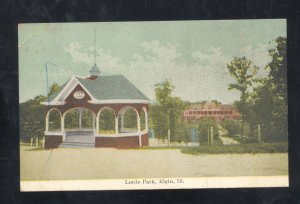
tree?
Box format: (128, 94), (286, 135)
(226, 57), (258, 140)
(149, 80), (187, 142)
(267, 36), (287, 102)
(211, 100), (221, 105)
(266, 36), (287, 141)
(234, 100), (257, 139)
(252, 36), (287, 142)
(48, 83), (60, 96)
(19, 95), (46, 141)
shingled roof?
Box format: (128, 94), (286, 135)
(44, 75), (150, 105)
(76, 75), (149, 100)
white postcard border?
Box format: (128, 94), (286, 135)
(20, 176), (288, 191)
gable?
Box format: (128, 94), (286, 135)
(64, 84), (92, 104)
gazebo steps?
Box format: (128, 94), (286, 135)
(59, 142), (95, 148)
(66, 136), (95, 143)
(60, 132), (95, 148)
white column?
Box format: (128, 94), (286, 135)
(92, 114), (95, 134)
(137, 113), (141, 132)
(145, 108), (148, 132)
(61, 114), (65, 141)
(121, 113), (124, 131)
(137, 109), (142, 146)
(139, 133), (142, 147)
(115, 117), (119, 134)
(96, 113), (99, 135)
(45, 113), (49, 132)
(61, 115), (65, 133)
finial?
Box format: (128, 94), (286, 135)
(94, 28), (97, 65)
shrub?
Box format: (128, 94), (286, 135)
(181, 142), (288, 155)
(198, 117), (219, 145)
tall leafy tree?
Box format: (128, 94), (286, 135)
(267, 36), (287, 102)
(252, 36), (287, 141)
(149, 80), (187, 141)
(227, 57), (258, 140)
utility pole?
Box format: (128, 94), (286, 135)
(210, 126), (214, 145)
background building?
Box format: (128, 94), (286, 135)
(183, 101), (240, 122)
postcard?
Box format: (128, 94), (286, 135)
(19, 20), (288, 191)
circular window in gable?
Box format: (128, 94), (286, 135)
(73, 90), (85, 99)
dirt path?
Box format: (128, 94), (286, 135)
(20, 146), (288, 181)
(218, 124), (240, 145)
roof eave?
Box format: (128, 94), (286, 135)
(89, 99), (151, 104)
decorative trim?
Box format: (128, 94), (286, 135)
(89, 99), (151, 104)
(52, 77), (77, 103)
(41, 101), (65, 105)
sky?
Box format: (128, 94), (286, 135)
(18, 19), (286, 104)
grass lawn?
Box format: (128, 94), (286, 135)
(181, 142), (288, 155)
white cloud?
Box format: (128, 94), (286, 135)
(141, 40), (181, 62)
(64, 42), (122, 72)
(62, 41), (254, 104)
(239, 43), (271, 69)
(64, 42), (93, 65)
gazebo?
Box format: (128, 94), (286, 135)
(42, 64), (150, 149)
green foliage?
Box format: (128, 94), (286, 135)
(211, 100), (221, 105)
(48, 110), (61, 131)
(181, 142), (288, 155)
(225, 36), (288, 143)
(233, 100), (257, 138)
(81, 111), (93, 128)
(99, 109), (115, 131)
(221, 119), (240, 136)
(227, 56), (258, 139)
(140, 110), (146, 131)
(251, 36), (288, 142)
(19, 95), (46, 141)
(123, 109), (137, 129)
(149, 80), (187, 142)
(171, 121), (191, 143)
(198, 117), (218, 145)
(48, 83), (60, 96)
(149, 105), (169, 139)
(267, 36), (287, 101)
(64, 110), (79, 129)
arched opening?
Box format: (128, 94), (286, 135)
(119, 107), (139, 133)
(47, 108), (61, 132)
(98, 107), (115, 134)
(64, 108), (94, 131)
